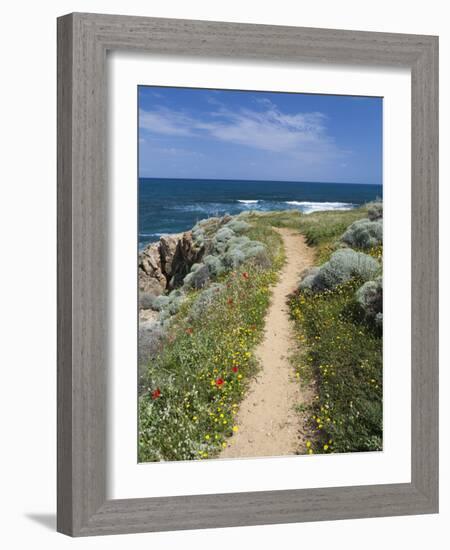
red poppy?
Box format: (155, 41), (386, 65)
(232, 366), (239, 373)
(227, 298), (234, 305)
(151, 388), (161, 400)
(185, 327), (193, 335)
(242, 272), (249, 280)
(215, 378), (224, 387)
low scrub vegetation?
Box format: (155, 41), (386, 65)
(356, 277), (383, 327)
(138, 218), (284, 462)
(243, 206), (369, 263)
(290, 279), (383, 453)
(367, 201), (383, 221)
(288, 203), (383, 454)
(139, 204), (383, 460)
(341, 218), (383, 250)
(139, 263), (281, 461)
(299, 248), (380, 292)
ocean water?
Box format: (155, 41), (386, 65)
(139, 178), (382, 249)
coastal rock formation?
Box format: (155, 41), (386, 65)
(159, 234), (180, 278)
(168, 231), (205, 288)
(139, 242), (166, 295)
(139, 231), (205, 293)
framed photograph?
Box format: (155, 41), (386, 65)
(57, 13), (438, 536)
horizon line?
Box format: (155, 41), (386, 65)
(138, 176), (382, 186)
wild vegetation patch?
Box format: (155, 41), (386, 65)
(243, 206), (369, 263)
(286, 205), (383, 454)
(138, 219), (284, 462)
(138, 205), (383, 460)
(290, 280), (382, 453)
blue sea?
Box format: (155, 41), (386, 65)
(139, 178), (382, 249)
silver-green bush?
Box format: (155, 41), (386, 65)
(203, 255), (225, 277)
(298, 267), (320, 291)
(367, 201), (383, 221)
(138, 320), (166, 364)
(225, 219), (250, 233)
(191, 223), (207, 247)
(215, 227), (235, 242)
(220, 235), (270, 269)
(139, 292), (156, 310)
(188, 283), (224, 321)
(341, 218), (383, 250)
(356, 277), (383, 320)
(183, 264), (210, 289)
(150, 295), (170, 311)
(227, 236), (250, 248)
(300, 248), (380, 292)
(248, 247), (272, 269)
(213, 227), (235, 254)
(222, 248), (246, 268)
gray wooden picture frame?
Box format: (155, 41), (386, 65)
(57, 12), (439, 537)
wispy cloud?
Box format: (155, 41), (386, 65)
(139, 108), (196, 137)
(139, 102), (347, 161)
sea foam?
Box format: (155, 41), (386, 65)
(285, 201), (354, 213)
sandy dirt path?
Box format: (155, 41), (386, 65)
(220, 227), (315, 459)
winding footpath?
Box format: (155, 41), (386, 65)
(220, 228), (315, 459)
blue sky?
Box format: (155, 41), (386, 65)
(138, 86), (382, 184)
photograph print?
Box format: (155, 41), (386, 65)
(138, 86), (383, 462)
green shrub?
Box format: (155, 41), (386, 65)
(298, 267), (320, 291)
(248, 247), (272, 269)
(140, 292), (156, 310)
(183, 264), (210, 289)
(341, 218), (383, 250)
(221, 238), (269, 269)
(300, 248), (380, 292)
(356, 277), (383, 321)
(165, 290), (186, 315)
(367, 202), (383, 221)
(203, 255), (225, 277)
(188, 283), (225, 322)
(227, 236), (250, 248)
(211, 227), (234, 254)
(151, 295), (170, 311)
(192, 227), (205, 247)
(225, 219), (250, 233)
(215, 227), (235, 243)
(138, 320), (166, 370)
(222, 248), (246, 268)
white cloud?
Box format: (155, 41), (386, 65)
(139, 108), (194, 136)
(139, 103), (347, 162)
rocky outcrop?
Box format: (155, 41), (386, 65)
(139, 231), (205, 294)
(159, 234), (180, 279)
(167, 231), (205, 288)
(139, 242), (166, 295)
